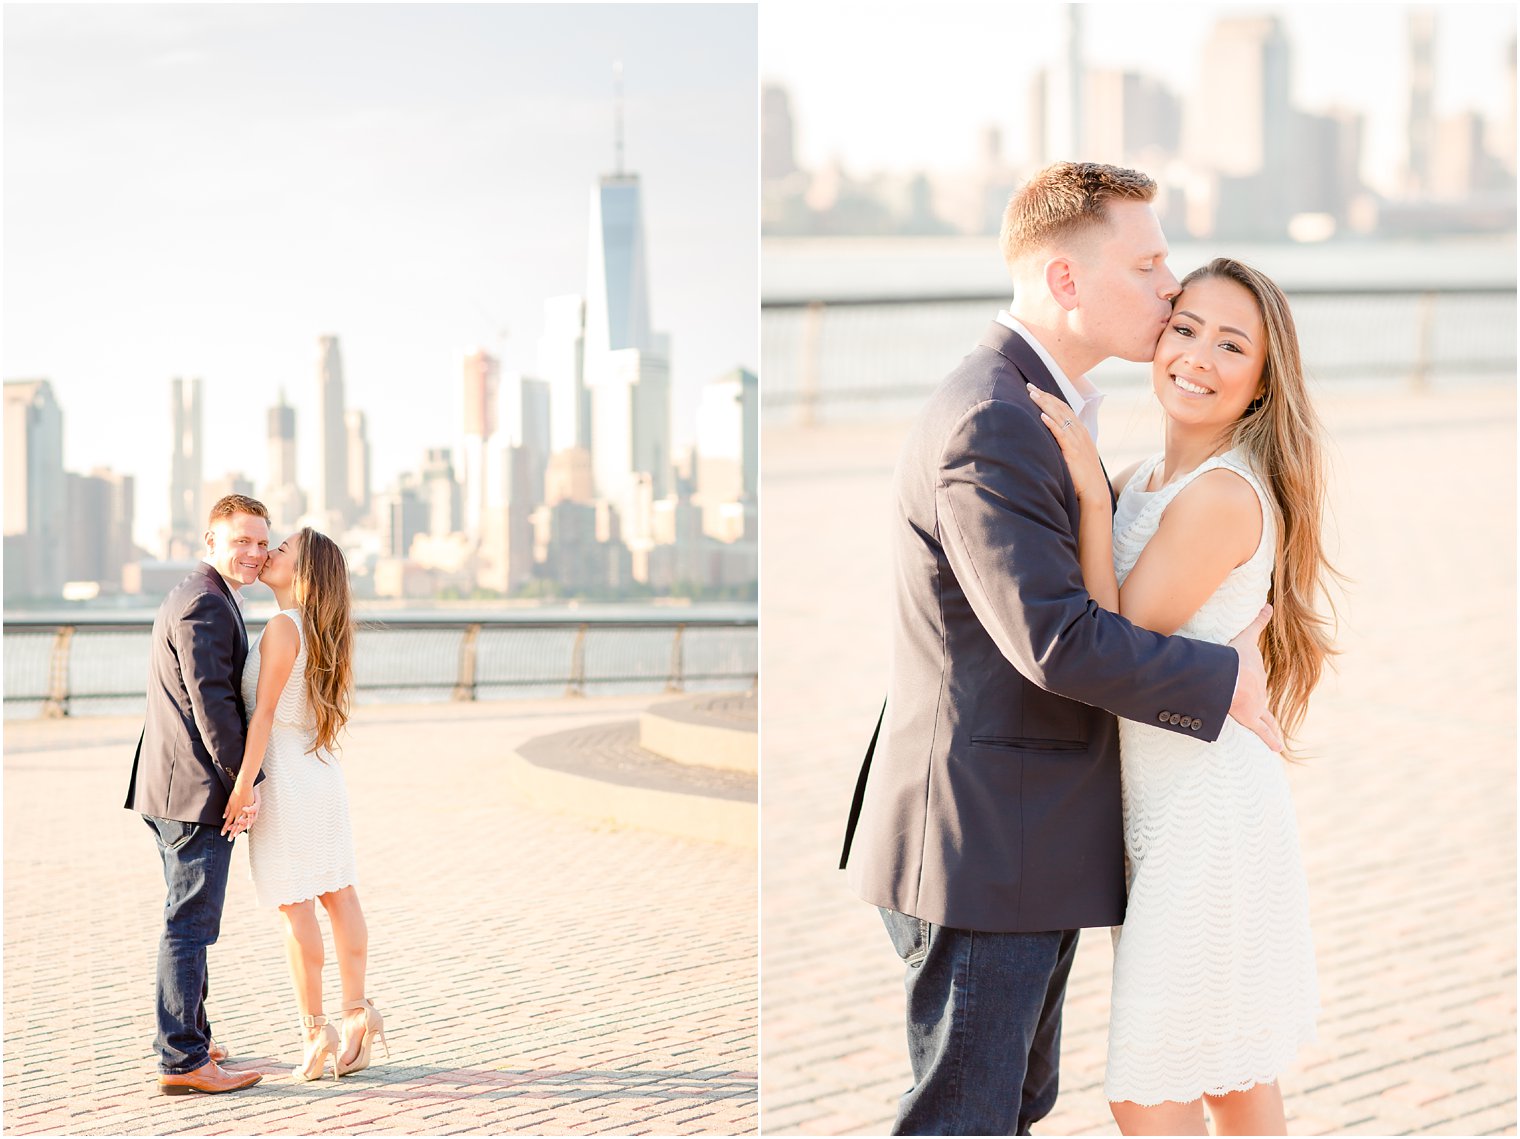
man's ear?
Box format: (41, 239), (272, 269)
(204, 529), (216, 552)
(1045, 257), (1079, 312)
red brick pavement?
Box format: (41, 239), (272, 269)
(760, 387), (1516, 1135)
(4, 696), (756, 1135)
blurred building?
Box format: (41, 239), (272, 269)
(583, 71), (673, 512)
(694, 367), (758, 542)
(345, 409), (371, 525)
(763, 83), (799, 183)
(3, 379), (66, 601)
(540, 295), (588, 455)
(544, 446), (595, 506)
(1406, 8), (1438, 199)
(477, 442), (535, 594)
(315, 334), (350, 526)
(460, 346), (499, 539)
(264, 391), (307, 534)
(65, 468), (135, 589)
(375, 474), (428, 560)
(420, 446), (462, 538)
(201, 472), (255, 522)
(505, 373), (551, 509)
(167, 377), (202, 557)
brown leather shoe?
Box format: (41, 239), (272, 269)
(208, 1039), (228, 1064)
(158, 1060), (262, 1096)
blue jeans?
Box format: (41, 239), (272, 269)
(880, 908), (1080, 1135)
(144, 815), (231, 1074)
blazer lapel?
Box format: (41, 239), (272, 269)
(199, 562), (248, 654)
(979, 321), (1120, 509)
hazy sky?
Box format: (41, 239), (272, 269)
(762, 3), (1516, 194)
(5, 4), (757, 550)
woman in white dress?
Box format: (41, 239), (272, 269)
(221, 528), (387, 1082)
(1029, 259), (1336, 1136)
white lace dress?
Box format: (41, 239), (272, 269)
(243, 608), (359, 908)
(1104, 449), (1318, 1106)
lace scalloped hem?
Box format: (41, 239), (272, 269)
(1103, 1021), (1318, 1107)
(255, 873), (359, 910)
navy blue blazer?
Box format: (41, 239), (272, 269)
(124, 562), (263, 826)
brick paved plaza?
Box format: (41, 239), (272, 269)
(761, 386), (1516, 1135)
(4, 696), (756, 1135)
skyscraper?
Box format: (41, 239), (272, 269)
(1406, 10), (1437, 198)
(169, 377), (202, 554)
(421, 447), (462, 538)
(346, 409), (371, 523)
(461, 347), (500, 538)
(1184, 15), (1291, 178)
(694, 368), (758, 543)
(3, 379), (66, 600)
(540, 295), (588, 454)
(265, 390), (306, 533)
(505, 374), (551, 509)
(583, 63), (672, 509)
(65, 468), (134, 587)
(315, 334), (349, 526)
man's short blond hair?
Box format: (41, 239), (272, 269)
(999, 162), (1157, 265)
(207, 493), (269, 527)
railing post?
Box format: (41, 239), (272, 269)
(798, 300), (825, 427)
(1410, 290), (1436, 392)
(666, 623), (686, 693)
(451, 623), (481, 702)
(42, 626), (74, 719)
(566, 623), (588, 697)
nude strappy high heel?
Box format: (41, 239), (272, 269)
(293, 1013), (340, 1082)
(337, 998), (388, 1077)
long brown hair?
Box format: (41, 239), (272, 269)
(1180, 258), (1340, 750)
(291, 527), (354, 755)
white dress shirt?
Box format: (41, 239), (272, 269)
(995, 311), (1105, 440)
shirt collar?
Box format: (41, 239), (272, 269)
(201, 556), (246, 607)
(994, 311), (1103, 417)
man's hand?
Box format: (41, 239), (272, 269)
(221, 781), (258, 839)
(1227, 603), (1283, 752)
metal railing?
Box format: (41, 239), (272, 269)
(3, 613), (758, 719)
(762, 285), (1518, 424)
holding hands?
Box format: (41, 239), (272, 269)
(221, 783), (260, 840)
(1027, 384), (1108, 506)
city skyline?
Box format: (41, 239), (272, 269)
(4, 4), (758, 551)
(762, 3), (1514, 194)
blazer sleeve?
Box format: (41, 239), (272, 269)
(173, 589), (247, 793)
(936, 397), (1238, 741)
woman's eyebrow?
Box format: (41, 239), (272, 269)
(1174, 309), (1253, 343)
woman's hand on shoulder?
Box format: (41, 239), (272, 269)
(1026, 384), (1108, 506)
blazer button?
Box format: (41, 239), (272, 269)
(1169, 713), (1182, 725)
(1158, 710), (1171, 722)
(1190, 719), (1202, 730)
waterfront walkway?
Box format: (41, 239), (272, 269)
(761, 386), (1516, 1135)
(4, 696), (756, 1135)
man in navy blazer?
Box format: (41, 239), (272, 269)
(842, 164), (1284, 1134)
(125, 493), (271, 1095)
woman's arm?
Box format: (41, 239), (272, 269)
(1027, 385), (1119, 611)
(221, 613), (299, 837)
(1117, 468), (1262, 634)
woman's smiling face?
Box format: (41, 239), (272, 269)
(1151, 275), (1267, 430)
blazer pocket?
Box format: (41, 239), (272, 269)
(970, 736), (1086, 753)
